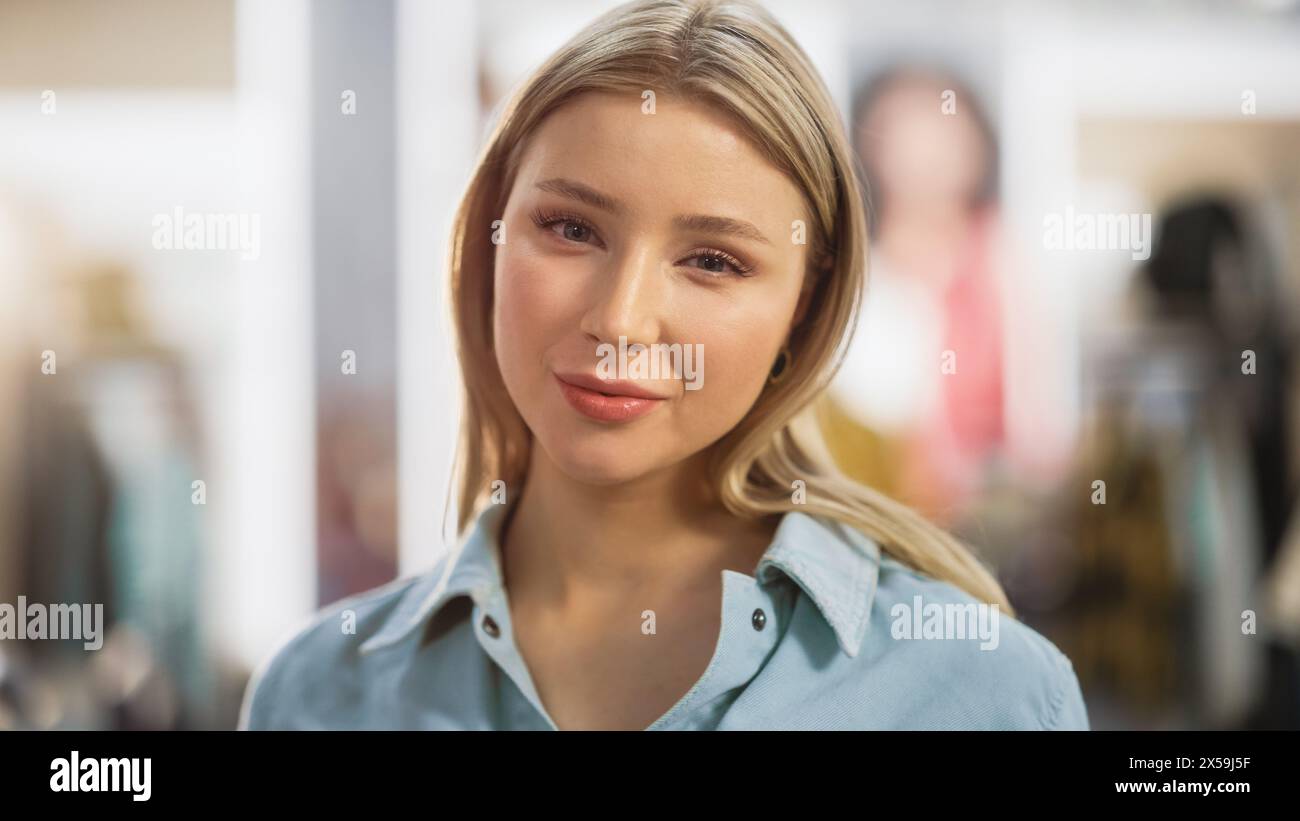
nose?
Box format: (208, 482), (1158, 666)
(579, 242), (664, 349)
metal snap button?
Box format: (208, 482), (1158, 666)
(751, 608), (767, 631)
(482, 614), (500, 637)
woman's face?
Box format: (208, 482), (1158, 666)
(493, 90), (812, 486)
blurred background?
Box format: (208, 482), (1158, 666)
(0, 0), (1297, 730)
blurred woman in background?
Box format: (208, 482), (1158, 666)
(821, 66), (1007, 525)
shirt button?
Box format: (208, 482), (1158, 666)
(751, 608), (767, 631)
(481, 614), (500, 637)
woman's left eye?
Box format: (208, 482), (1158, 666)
(681, 250), (754, 278)
(552, 220), (593, 243)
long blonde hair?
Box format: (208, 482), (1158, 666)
(446, 0), (1012, 614)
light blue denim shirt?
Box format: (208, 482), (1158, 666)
(240, 502), (1089, 730)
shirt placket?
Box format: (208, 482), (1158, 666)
(644, 570), (792, 730)
(471, 585), (561, 730)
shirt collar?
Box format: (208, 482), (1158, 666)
(359, 502), (509, 655)
(360, 502), (881, 658)
(754, 510), (881, 657)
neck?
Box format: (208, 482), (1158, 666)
(500, 446), (778, 613)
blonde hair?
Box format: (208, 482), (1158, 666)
(446, 0), (1012, 614)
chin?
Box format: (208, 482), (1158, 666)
(535, 426), (663, 487)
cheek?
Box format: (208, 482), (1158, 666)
(493, 245), (582, 388)
(676, 299), (791, 437)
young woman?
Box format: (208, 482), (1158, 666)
(241, 0), (1088, 731)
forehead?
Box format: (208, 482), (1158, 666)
(512, 90), (807, 224)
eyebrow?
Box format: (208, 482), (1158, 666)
(534, 177), (773, 246)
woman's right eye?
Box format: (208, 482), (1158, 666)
(531, 210), (601, 246)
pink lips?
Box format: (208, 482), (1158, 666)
(554, 372), (668, 423)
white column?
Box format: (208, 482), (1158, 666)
(396, 0), (480, 572)
(219, 0), (315, 669)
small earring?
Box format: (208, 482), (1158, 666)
(769, 345), (792, 385)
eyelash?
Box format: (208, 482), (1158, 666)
(528, 208), (755, 278)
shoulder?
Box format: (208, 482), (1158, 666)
(237, 564), (440, 730)
(865, 553), (1090, 730)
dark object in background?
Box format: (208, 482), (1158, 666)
(1144, 195), (1299, 729)
(1142, 196), (1297, 569)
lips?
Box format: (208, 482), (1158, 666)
(554, 372), (668, 423)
